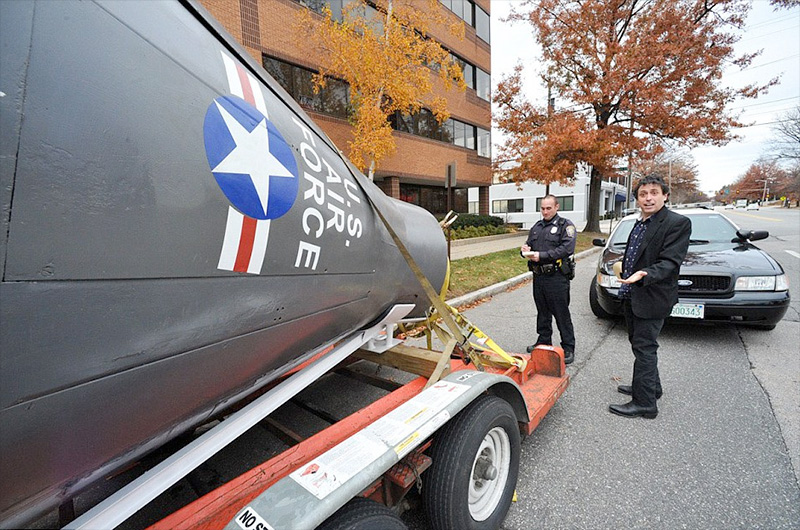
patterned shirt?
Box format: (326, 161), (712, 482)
(619, 217), (651, 299)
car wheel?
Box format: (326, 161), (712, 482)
(589, 277), (614, 319)
(423, 395), (520, 530)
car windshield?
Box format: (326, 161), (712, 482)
(607, 213), (739, 247)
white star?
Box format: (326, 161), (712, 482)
(212, 101), (294, 217)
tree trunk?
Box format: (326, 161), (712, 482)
(584, 166), (602, 232)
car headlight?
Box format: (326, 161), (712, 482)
(735, 275), (787, 291)
(597, 271), (621, 289)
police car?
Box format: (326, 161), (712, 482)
(589, 208), (790, 330)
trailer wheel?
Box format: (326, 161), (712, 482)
(317, 497), (407, 530)
(423, 395), (520, 530)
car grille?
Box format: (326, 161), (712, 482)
(678, 275), (731, 294)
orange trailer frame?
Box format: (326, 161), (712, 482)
(148, 344), (568, 530)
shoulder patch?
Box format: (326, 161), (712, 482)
(566, 225), (576, 237)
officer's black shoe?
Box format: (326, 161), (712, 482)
(564, 351), (574, 365)
(617, 385), (662, 399)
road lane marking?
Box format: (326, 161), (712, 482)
(785, 250), (800, 259)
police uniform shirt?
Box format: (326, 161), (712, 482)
(525, 214), (577, 264)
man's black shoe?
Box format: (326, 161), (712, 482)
(617, 385), (662, 399)
(564, 351), (574, 365)
(608, 401), (658, 419)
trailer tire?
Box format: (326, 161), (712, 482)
(423, 394), (520, 530)
(317, 497), (407, 530)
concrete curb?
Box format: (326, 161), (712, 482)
(446, 246), (602, 307)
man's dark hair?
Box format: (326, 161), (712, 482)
(633, 175), (669, 197)
(542, 194), (558, 204)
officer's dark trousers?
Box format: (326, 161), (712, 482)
(532, 272), (575, 354)
(623, 300), (664, 408)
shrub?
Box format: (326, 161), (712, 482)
(449, 224), (510, 240)
(450, 213), (503, 230)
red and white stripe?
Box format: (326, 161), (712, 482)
(217, 52), (270, 274)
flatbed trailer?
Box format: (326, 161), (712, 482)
(143, 339), (569, 529)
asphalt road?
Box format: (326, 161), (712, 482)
(404, 206), (800, 529)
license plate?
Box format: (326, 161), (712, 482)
(670, 303), (704, 319)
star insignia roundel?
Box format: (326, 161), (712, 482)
(203, 95), (298, 220)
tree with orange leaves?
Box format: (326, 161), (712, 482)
(297, 0), (465, 179)
(495, 0), (777, 232)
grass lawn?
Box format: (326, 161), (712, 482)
(446, 231), (607, 298)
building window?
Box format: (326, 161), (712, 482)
(263, 56), (349, 119)
(450, 53), (489, 102)
(536, 196), (575, 212)
(474, 5), (490, 43)
(468, 201), (479, 214)
(476, 68), (490, 101)
(389, 111), (489, 158)
(477, 127), (490, 158)
(441, 0), (489, 44)
(401, 184), (468, 214)
(492, 199), (523, 214)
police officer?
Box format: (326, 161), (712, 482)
(521, 194), (576, 364)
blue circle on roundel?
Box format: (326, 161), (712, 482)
(203, 95), (298, 220)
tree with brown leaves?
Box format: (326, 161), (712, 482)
(298, 0), (465, 179)
(495, 0), (777, 232)
(725, 160), (789, 202)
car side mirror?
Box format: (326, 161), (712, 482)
(732, 229), (769, 243)
(592, 238), (606, 247)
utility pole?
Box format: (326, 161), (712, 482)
(668, 158), (672, 202)
(545, 83), (554, 197)
(757, 179), (771, 203)
(625, 100), (634, 212)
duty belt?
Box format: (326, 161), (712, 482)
(531, 263), (557, 275)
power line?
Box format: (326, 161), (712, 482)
(730, 96), (800, 111)
(725, 53), (800, 75)
(734, 119), (790, 128)
(740, 18), (799, 41)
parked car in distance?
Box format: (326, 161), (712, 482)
(746, 202), (760, 211)
(589, 208), (790, 330)
(724, 203), (735, 210)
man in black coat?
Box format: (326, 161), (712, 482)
(610, 176), (691, 419)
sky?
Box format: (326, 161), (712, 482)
(489, 0), (800, 196)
